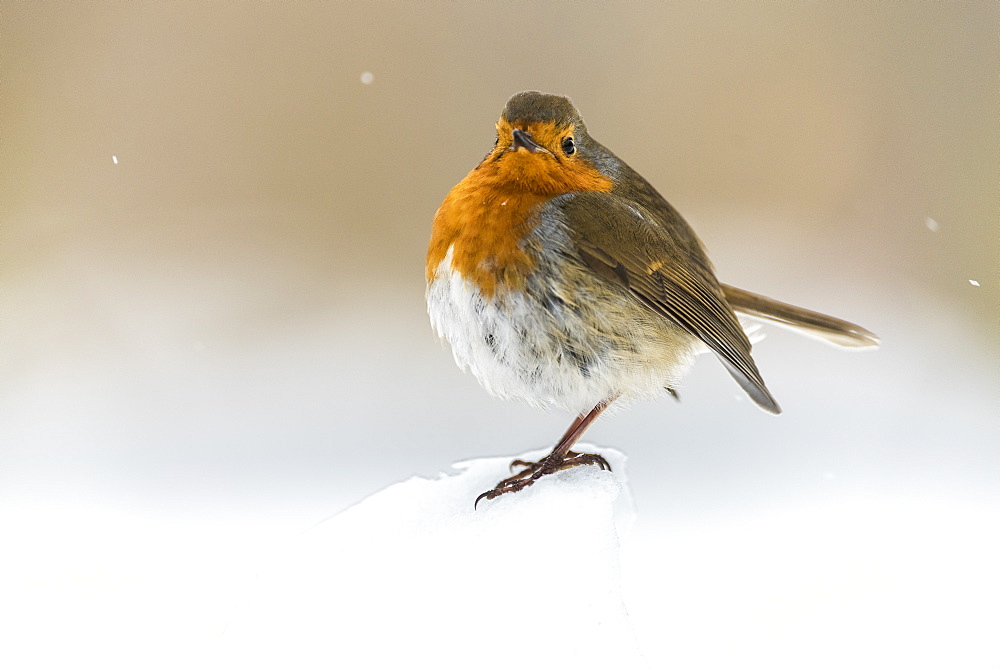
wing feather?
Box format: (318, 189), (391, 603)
(560, 192), (781, 414)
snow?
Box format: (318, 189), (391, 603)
(623, 497), (1000, 668)
(219, 446), (645, 668)
(2, 447), (998, 668)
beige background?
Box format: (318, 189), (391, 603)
(1, 2), (998, 662)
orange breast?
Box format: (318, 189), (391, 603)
(426, 177), (546, 297)
(427, 140), (613, 298)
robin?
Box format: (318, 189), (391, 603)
(426, 91), (878, 507)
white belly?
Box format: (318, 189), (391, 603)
(426, 248), (700, 414)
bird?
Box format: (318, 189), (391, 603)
(425, 91), (879, 506)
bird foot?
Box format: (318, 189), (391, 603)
(475, 450), (611, 508)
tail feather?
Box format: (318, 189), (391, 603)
(722, 284), (880, 350)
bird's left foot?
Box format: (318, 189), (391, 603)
(474, 450), (611, 508)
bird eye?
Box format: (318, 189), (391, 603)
(561, 136), (576, 155)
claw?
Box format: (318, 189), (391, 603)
(474, 477), (536, 509)
(473, 490), (492, 509)
(575, 453), (611, 471)
(474, 399), (617, 508)
(474, 450), (612, 509)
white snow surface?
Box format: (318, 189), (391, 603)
(3, 445), (998, 668)
(219, 446), (645, 668)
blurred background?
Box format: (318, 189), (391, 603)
(1, 2), (997, 667)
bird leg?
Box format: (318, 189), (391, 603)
(475, 398), (616, 508)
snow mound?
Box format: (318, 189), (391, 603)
(220, 446), (646, 668)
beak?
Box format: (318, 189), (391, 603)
(511, 128), (546, 153)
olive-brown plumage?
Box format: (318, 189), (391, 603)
(426, 91), (878, 505)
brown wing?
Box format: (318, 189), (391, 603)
(558, 192), (781, 414)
